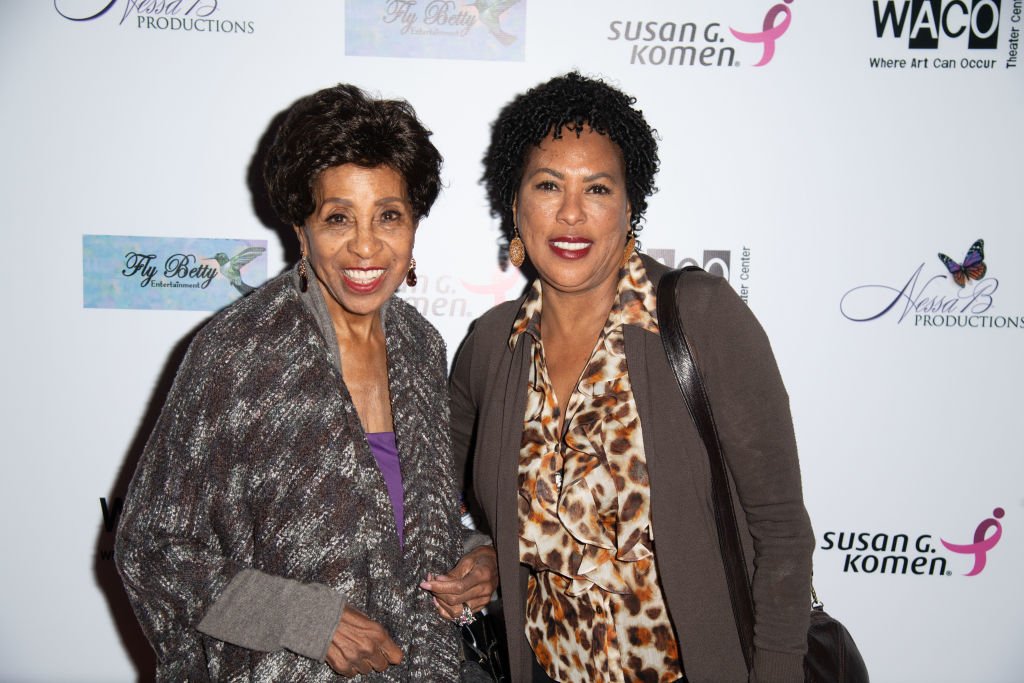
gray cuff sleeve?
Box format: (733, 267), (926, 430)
(462, 529), (493, 555)
(197, 568), (346, 662)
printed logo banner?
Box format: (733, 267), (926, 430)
(345, 0), (527, 61)
(819, 506), (1006, 577)
(869, 0), (1013, 71)
(647, 246), (751, 301)
(840, 237), (1023, 329)
(83, 235), (268, 311)
(53, 0), (256, 34)
(604, 1), (798, 68)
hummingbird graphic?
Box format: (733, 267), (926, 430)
(468, 0), (520, 46)
(208, 247), (266, 295)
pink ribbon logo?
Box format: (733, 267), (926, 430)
(941, 507), (1005, 576)
(462, 269), (523, 306)
(730, 0), (794, 67)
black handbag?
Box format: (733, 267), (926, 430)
(459, 610), (507, 682)
(656, 267), (869, 683)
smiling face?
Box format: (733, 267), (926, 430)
(514, 128), (631, 297)
(294, 164), (416, 326)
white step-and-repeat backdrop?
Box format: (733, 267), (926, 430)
(2, 1), (1021, 680)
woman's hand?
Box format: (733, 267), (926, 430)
(420, 545), (499, 621)
(325, 605), (403, 677)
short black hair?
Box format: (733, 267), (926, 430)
(264, 83), (442, 227)
(481, 72), (659, 245)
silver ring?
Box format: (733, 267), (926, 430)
(456, 602), (476, 626)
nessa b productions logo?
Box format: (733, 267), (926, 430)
(83, 234), (267, 311)
(54, 0), (255, 35)
(840, 238), (1023, 330)
(606, 0), (795, 68)
(870, 0), (1008, 70)
(820, 507), (1006, 577)
(345, 0), (526, 62)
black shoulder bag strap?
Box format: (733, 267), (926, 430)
(656, 267), (756, 674)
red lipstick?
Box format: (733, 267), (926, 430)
(548, 236), (592, 260)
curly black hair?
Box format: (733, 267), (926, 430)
(264, 83), (442, 227)
(482, 72), (659, 246)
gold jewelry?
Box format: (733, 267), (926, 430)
(406, 257), (418, 287)
(508, 224), (525, 268)
(621, 231), (636, 268)
(298, 254), (309, 292)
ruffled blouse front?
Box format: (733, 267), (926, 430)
(512, 254), (683, 683)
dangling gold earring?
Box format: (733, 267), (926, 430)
(621, 230), (637, 268)
(406, 257), (418, 287)
(508, 224), (525, 268)
(298, 252), (309, 292)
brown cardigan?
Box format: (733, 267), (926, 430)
(450, 255), (814, 683)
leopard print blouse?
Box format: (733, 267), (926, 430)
(511, 254), (684, 683)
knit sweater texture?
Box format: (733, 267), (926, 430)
(116, 267), (462, 681)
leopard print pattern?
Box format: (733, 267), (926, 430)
(511, 254), (683, 683)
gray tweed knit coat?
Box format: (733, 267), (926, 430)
(116, 268), (462, 681)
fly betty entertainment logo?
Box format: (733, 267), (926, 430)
(83, 235), (267, 311)
(839, 238), (1023, 330)
(345, 0), (526, 61)
(53, 0), (256, 34)
(819, 507), (1006, 577)
(869, 0), (1020, 71)
(606, 0), (796, 68)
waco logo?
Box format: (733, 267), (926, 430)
(873, 0), (1001, 49)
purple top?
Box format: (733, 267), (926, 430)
(366, 432), (404, 547)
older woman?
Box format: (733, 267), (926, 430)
(116, 83), (496, 682)
(450, 72), (814, 682)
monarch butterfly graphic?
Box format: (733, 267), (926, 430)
(937, 239), (986, 288)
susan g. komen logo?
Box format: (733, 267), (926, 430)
(840, 238), (1023, 329)
(941, 507), (1005, 576)
(730, 0), (794, 66)
(819, 508), (1006, 577)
